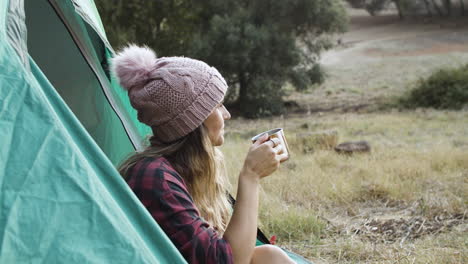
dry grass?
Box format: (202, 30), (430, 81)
(221, 110), (468, 263)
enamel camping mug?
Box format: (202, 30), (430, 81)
(251, 128), (290, 161)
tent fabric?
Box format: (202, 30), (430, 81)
(25, 0), (134, 165)
(71, 0), (114, 52)
(6, 0), (28, 69)
(70, 0), (152, 147)
(25, 0), (150, 165)
(0, 0), (186, 263)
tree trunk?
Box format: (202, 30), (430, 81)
(430, 0), (445, 16)
(238, 72), (248, 108)
(422, 0), (433, 16)
(443, 0), (452, 16)
(393, 0), (404, 19)
(460, 0), (466, 15)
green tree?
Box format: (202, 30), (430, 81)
(95, 0), (207, 55)
(190, 1), (347, 117)
(96, 0), (347, 118)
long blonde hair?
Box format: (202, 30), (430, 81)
(119, 125), (232, 234)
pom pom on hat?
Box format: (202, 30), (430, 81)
(111, 44), (157, 90)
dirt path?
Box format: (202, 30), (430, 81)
(287, 13), (468, 114)
(322, 14), (468, 66)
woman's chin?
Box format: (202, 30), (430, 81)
(214, 136), (224, 146)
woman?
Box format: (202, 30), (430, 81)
(112, 45), (295, 264)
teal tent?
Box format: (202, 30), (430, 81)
(1, 0), (184, 262)
(0, 0), (311, 263)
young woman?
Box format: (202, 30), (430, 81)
(112, 45), (295, 264)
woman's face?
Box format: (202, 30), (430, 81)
(204, 102), (231, 146)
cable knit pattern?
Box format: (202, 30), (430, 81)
(112, 45), (228, 142)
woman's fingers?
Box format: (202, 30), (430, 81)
(272, 144), (283, 154)
(271, 137), (281, 147)
(254, 133), (270, 147)
(264, 137), (281, 148)
(277, 152), (289, 163)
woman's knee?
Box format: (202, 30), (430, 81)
(251, 245), (295, 264)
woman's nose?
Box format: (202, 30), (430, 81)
(223, 106), (231, 120)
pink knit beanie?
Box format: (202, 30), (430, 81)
(111, 45), (228, 142)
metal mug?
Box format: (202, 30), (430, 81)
(251, 128), (290, 161)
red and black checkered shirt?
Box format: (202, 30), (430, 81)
(126, 156), (233, 264)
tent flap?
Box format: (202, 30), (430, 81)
(6, 0), (28, 69)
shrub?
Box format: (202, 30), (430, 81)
(400, 64), (468, 110)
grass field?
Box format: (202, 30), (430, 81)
(221, 13), (468, 264)
(222, 111), (467, 263)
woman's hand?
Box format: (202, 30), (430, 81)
(241, 133), (288, 180)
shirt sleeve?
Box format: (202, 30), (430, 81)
(127, 159), (233, 264)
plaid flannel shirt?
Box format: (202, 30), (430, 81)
(126, 157), (233, 264)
